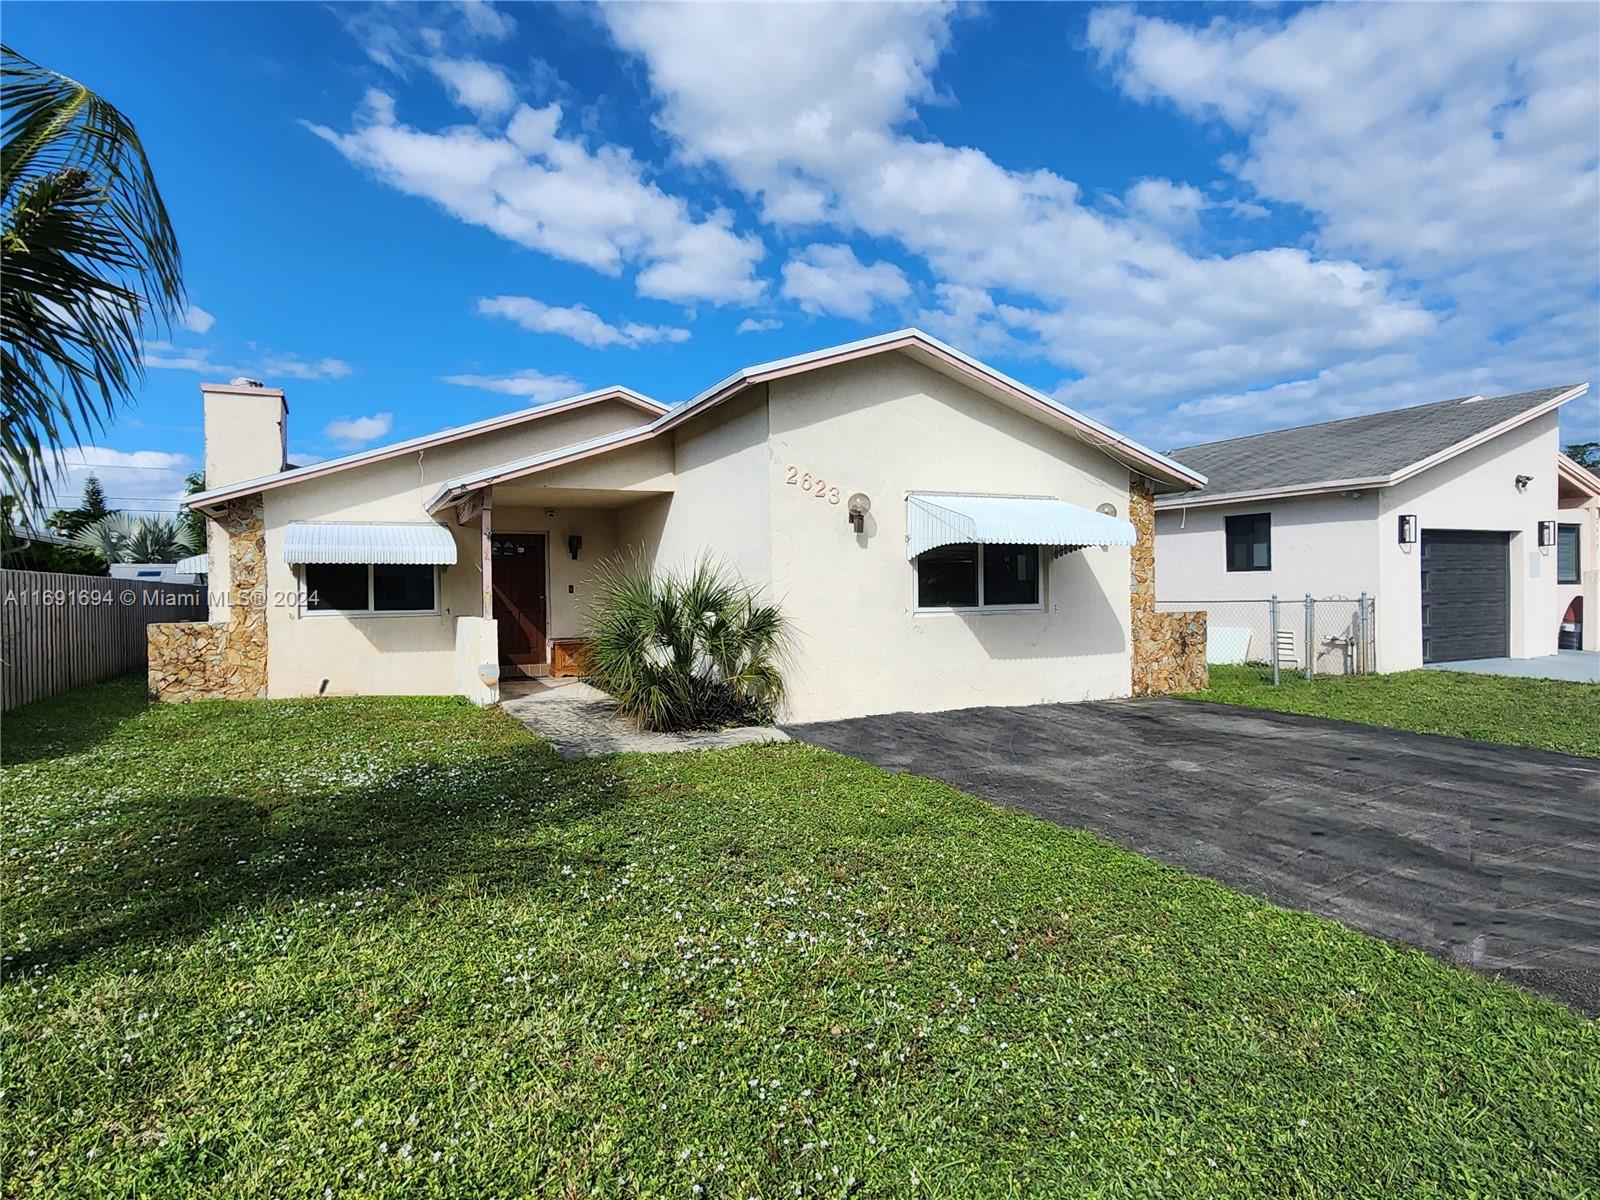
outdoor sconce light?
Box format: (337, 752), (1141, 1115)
(1515, 474), (1533, 492)
(1398, 514), (1418, 544)
(1538, 520), (1557, 548)
(1096, 502), (1118, 517)
(846, 492), (872, 534)
(567, 534), (583, 560)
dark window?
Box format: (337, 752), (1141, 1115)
(305, 563), (369, 611)
(982, 544), (1040, 606)
(374, 564), (435, 612)
(1225, 513), (1271, 572)
(917, 544), (979, 608)
(916, 543), (1042, 609)
(1557, 523), (1581, 585)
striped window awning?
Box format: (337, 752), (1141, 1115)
(906, 493), (1136, 559)
(174, 553), (208, 575)
(283, 522), (458, 566)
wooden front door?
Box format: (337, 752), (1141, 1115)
(491, 534), (548, 674)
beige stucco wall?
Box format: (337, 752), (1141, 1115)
(761, 356), (1134, 722)
(250, 398), (649, 697)
(1375, 411), (1561, 670)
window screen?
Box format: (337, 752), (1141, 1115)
(304, 563), (369, 610)
(982, 544), (1040, 606)
(373, 564), (435, 612)
(1558, 523), (1581, 585)
(916, 544), (979, 607)
(1225, 513), (1272, 572)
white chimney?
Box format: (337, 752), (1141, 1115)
(200, 380), (287, 488)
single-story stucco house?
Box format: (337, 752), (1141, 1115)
(151, 330), (1210, 721)
(1154, 383), (1597, 671)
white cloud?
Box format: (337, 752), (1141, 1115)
(142, 342), (353, 382)
(323, 412), (395, 448)
(736, 317), (782, 334)
(607, 3), (1596, 440)
(440, 368), (585, 403)
(427, 57), (516, 117)
(603, 4), (1434, 427)
(39, 447), (194, 516)
(1086, 2), (1600, 441)
(476, 294), (690, 348)
(780, 244), (911, 320)
(182, 305), (215, 335)
(305, 89), (765, 305)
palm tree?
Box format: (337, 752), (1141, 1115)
(2, 45), (184, 509)
(71, 511), (195, 564)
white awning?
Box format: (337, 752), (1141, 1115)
(906, 493), (1136, 559)
(174, 553), (208, 575)
(283, 522), (458, 566)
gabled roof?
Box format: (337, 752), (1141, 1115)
(1155, 383), (1588, 509)
(423, 329), (1206, 512)
(187, 385), (666, 509)
(1559, 452), (1600, 498)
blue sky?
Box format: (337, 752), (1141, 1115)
(9, 1), (1597, 517)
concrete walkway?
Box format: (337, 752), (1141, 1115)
(499, 677), (788, 758)
(1423, 650), (1599, 683)
(789, 698), (1600, 1014)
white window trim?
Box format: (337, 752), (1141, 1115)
(298, 564), (440, 618)
(913, 543), (1046, 614)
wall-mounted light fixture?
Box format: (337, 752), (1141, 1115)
(1095, 502), (1118, 517)
(1538, 520), (1557, 548)
(1398, 514), (1418, 544)
(1515, 474), (1533, 492)
(846, 492), (872, 534)
(567, 534), (583, 560)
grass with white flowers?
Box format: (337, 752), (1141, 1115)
(2, 676), (1596, 1198)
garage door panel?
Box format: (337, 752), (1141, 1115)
(1421, 530), (1509, 663)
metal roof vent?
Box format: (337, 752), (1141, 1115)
(230, 376), (266, 388)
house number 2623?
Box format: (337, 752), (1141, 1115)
(785, 466), (841, 504)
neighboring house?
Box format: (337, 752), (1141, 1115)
(153, 330), (1209, 720)
(109, 562), (202, 585)
(1154, 384), (1594, 670)
(1556, 454), (1600, 651)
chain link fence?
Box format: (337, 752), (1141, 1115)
(1157, 596), (1377, 684)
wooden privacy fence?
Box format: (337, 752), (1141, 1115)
(1, 569), (208, 711)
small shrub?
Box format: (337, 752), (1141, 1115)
(584, 555), (791, 732)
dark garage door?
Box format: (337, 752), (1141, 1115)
(1422, 530), (1509, 663)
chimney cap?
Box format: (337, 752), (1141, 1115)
(230, 376), (266, 388)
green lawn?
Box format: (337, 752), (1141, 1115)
(1185, 665), (1600, 758)
(2, 679), (1596, 1198)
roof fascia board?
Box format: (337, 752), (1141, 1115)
(1154, 475), (1393, 510)
(186, 385), (666, 509)
(1558, 451), (1600, 497)
(423, 424), (661, 513)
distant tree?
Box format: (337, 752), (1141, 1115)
(44, 472), (111, 536)
(182, 470), (205, 553)
(71, 511), (195, 564)
(1, 45), (184, 509)
(1565, 442), (1600, 472)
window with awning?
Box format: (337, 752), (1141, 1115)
(905, 493), (1136, 560)
(285, 522), (455, 616)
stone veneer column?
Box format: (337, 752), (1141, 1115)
(1129, 479), (1208, 696)
(147, 496), (268, 700)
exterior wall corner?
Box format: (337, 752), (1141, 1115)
(1130, 479), (1208, 695)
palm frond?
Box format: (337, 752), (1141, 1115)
(1, 44), (183, 508)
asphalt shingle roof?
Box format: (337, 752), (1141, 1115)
(1166, 385), (1580, 499)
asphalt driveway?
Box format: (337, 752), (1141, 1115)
(788, 699), (1600, 1014)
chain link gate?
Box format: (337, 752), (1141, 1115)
(1156, 595), (1377, 684)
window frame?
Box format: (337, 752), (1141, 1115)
(299, 563), (440, 618)
(1556, 522), (1581, 585)
(914, 542), (1045, 614)
(1224, 512), (1272, 573)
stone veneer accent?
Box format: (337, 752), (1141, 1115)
(148, 496), (268, 701)
(1129, 479), (1208, 696)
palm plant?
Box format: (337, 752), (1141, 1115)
(2, 45), (184, 508)
(585, 555), (791, 732)
(71, 511), (195, 564)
